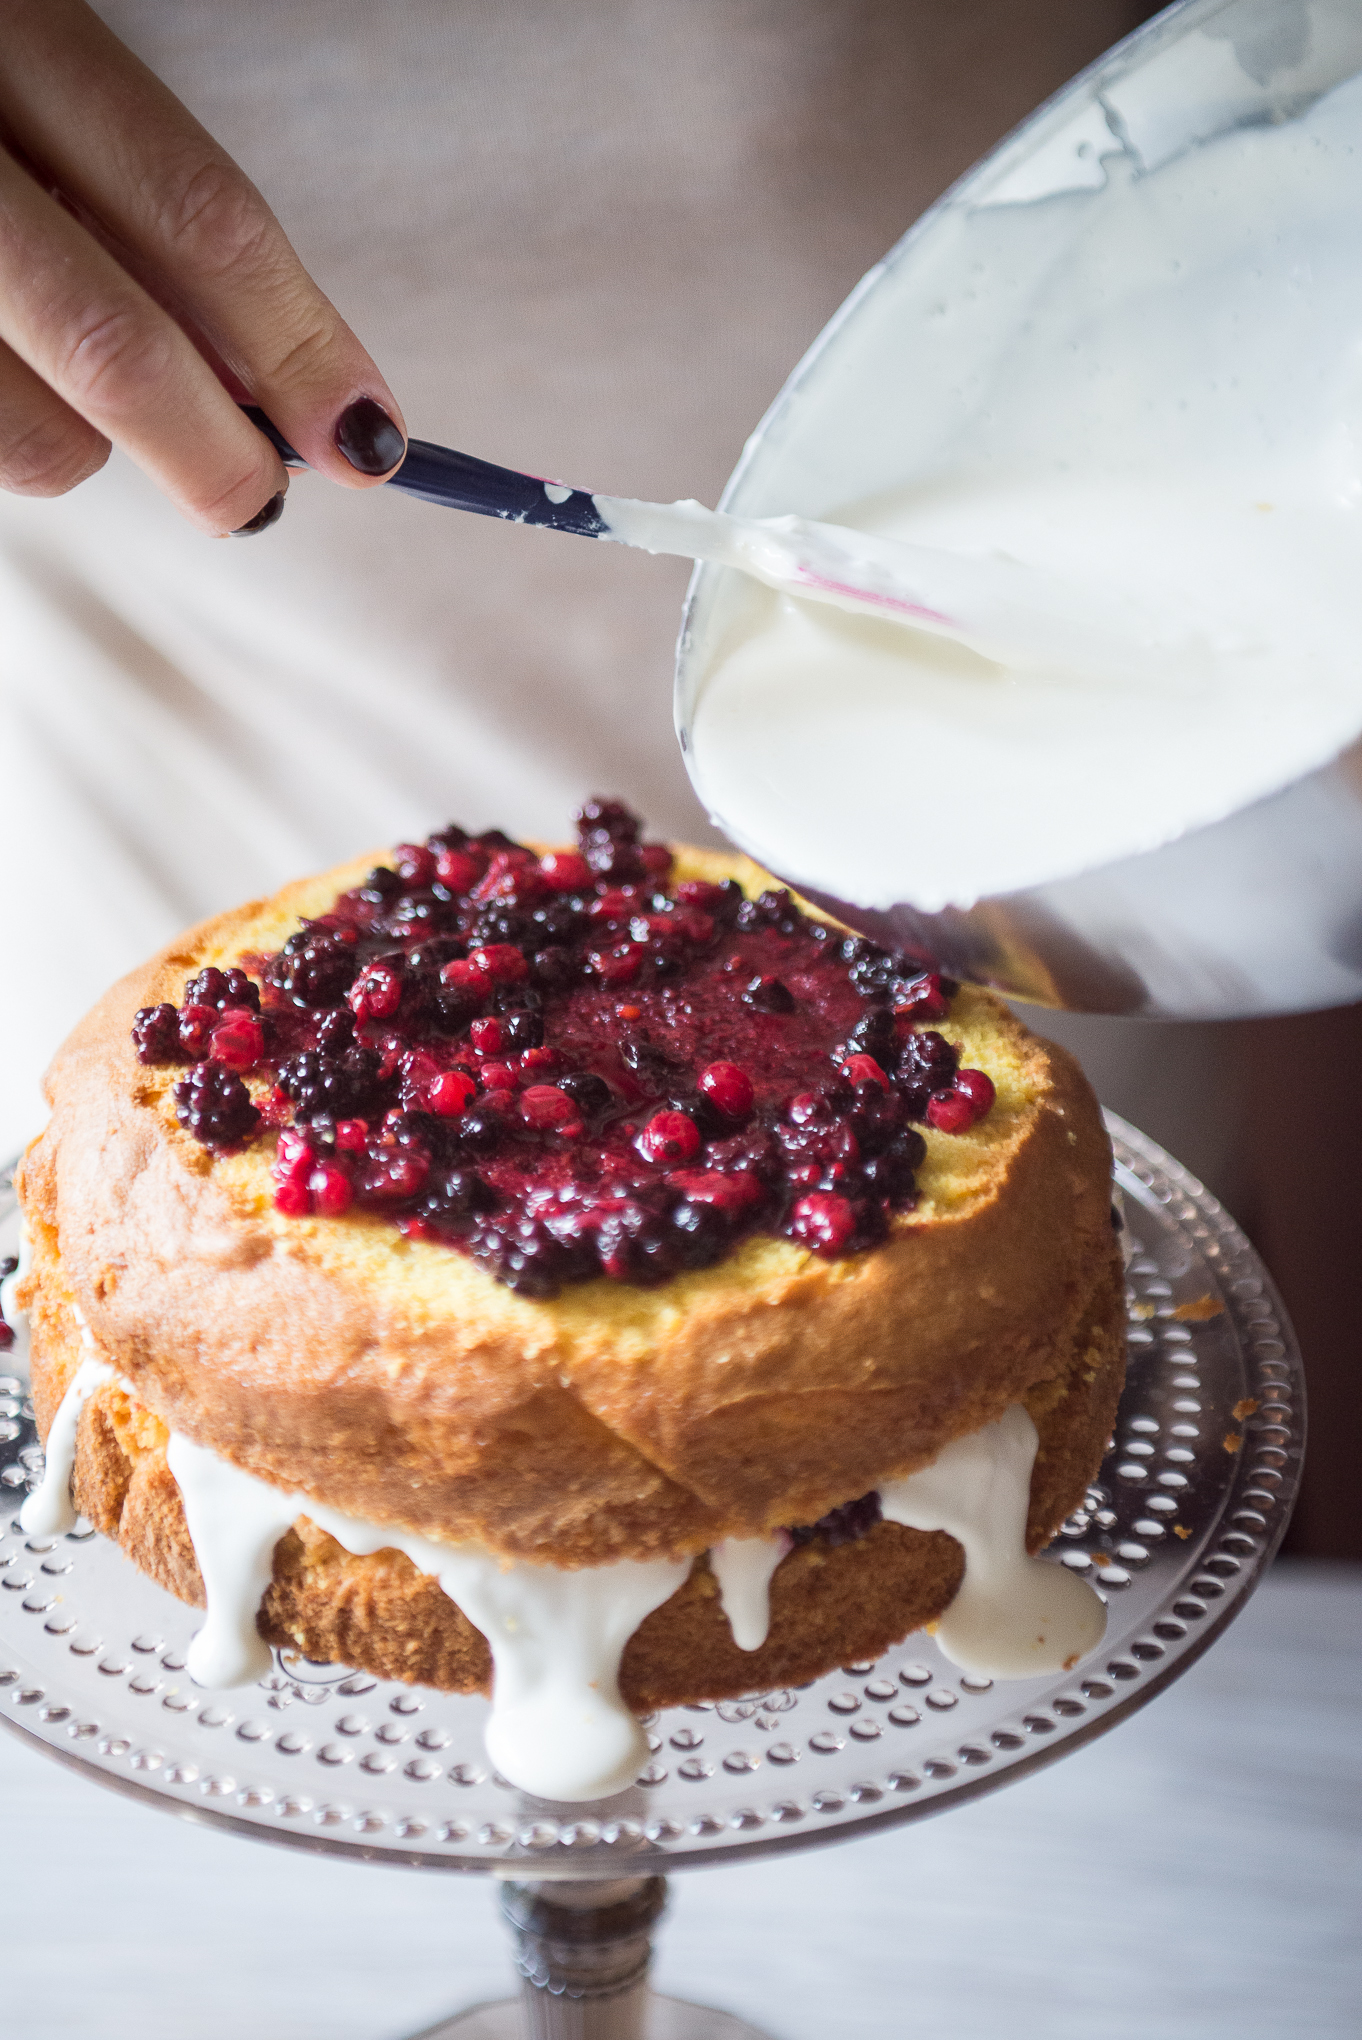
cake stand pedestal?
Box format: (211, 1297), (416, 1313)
(416, 1878), (767, 2038)
(0, 1116), (1305, 2040)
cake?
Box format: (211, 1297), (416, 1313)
(11, 799), (1125, 1800)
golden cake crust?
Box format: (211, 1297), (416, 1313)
(17, 843), (1124, 1569)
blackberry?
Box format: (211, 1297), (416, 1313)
(427, 823), (470, 853)
(459, 1106), (506, 1154)
(594, 1200), (683, 1285)
(665, 1091), (725, 1143)
(132, 1003), (185, 1065)
(472, 908), (533, 948)
(788, 1491), (882, 1549)
(848, 1081), (905, 1157)
(355, 1150), (429, 1205)
(667, 1197), (729, 1269)
(223, 968), (261, 1010)
(708, 879), (745, 927)
(377, 892), (446, 936)
(356, 866), (402, 906)
(579, 795), (648, 877)
(706, 1125), (780, 1182)
(844, 1195), (888, 1253)
(847, 1008), (896, 1058)
(417, 1167), (497, 1226)
(432, 985), (483, 1034)
(531, 947), (578, 992)
(899, 1029), (958, 1082)
(278, 1046), (384, 1121)
(744, 887), (804, 936)
(644, 944), (683, 980)
(848, 947), (906, 998)
(575, 796), (641, 844)
(742, 975), (795, 1014)
(581, 832), (645, 881)
(183, 966), (260, 1011)
(498, 1007), (544, 1052)
(531, 900), (585, 945)
(270, 926), (361, 1008)
(383, 1109), (445, 1149)
(774, 1112), (859, 1171)
(558, 1070), (613, 1118)
(183, 966), (229, 1007)
(315, 1008), (356, 1052)
(493, 981), (542, 1013)
(618, 1037), (685, 1092)
(860, 1127), (924, 1203)
(895, 1029), (960, 1118)
(470, 1216), (584, 1298)
(404, 937), (466, 977)
(174, 1063), (261, 1149)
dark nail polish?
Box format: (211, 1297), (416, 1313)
(335, 396), (406, 476)
(231, 491), (286, 536)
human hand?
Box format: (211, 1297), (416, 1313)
(0, 0), (406, 534)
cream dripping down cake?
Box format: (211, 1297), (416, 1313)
(6, 799), (1124, 1801)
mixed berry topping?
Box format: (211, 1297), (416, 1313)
(131, 801), (997, 1295)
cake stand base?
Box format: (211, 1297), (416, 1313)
(415, 1996), (773, 2039)
(408, 1879), (777, 2040)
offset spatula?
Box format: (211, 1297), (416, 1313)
(245, 405), (1178, 684)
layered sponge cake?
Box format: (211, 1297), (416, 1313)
(12, 800), (1124, 1799)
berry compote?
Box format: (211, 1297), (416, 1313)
(132, 800), (996, 1297)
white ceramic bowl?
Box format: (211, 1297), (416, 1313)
(675, 0), (1362, 1018)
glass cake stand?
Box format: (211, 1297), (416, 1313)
(0, 1114), (1305, 2038)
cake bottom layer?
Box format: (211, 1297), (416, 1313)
(31, 1273), (1125, 1709)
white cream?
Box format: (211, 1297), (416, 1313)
(709, 1533), (790, 1651)
(164, 1434), (299, 1688)
(19, 1354), (114, 1538)
(162, 1429), (689, 1803)
(26, 1353), (1102, 1786)
(688, 71), (1362, 912)
(881, 1405), (1105, 1678)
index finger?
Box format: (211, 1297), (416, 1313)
(0, 0), (407, 486)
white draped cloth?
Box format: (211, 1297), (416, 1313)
(0, 0), (1153, 1158)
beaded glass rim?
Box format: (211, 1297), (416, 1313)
(0, 1112), (1304, 1878)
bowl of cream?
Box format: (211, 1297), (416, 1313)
(676, 0), (1362, 1017)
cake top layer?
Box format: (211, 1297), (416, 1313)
(21, 826), (1116, 1558)
(130, 800), (995, 1296)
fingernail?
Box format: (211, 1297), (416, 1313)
(335, 396), (406, 476)
(231, 491), (286, 536)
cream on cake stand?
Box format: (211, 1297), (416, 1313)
(0, 1117), (1305, 2037)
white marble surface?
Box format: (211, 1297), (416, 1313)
(1, 1560), (1357, 2040)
